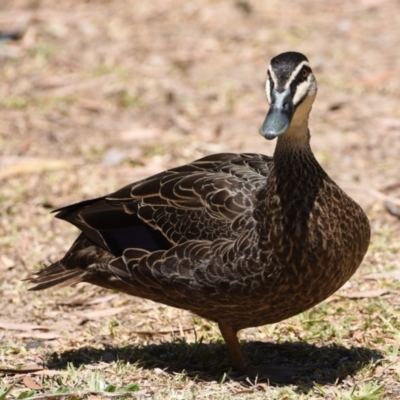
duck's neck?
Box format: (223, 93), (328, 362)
(265, 121), (327, 242)
(273, 121), (324, 181)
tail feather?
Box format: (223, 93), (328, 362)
(28, 262), (86, 291)
(26, 233), (114, 291)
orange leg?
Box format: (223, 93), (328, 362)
(218, 321), (313, 383)
(218, 321), (250, 373)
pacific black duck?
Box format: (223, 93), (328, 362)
(29, 52), (370, 382)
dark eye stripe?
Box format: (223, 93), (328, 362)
(269, 76), (274, 90)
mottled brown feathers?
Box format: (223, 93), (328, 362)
(29, 148), (369, 330)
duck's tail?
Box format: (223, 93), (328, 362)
(26, 233), (113, 291)
(27, 261), (86, 291)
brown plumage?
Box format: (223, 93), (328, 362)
(28, 52), (370, 381)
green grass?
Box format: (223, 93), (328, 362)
(1, 0), (400, 398)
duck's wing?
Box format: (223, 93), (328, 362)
(55, 153), (271, 255)
(105, 153), (272, 245)
(29, 153), (272, 293)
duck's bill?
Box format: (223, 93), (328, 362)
(259, 88), (294, 140)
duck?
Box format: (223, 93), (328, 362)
(28, 52), (370, 382)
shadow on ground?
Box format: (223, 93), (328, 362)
(45, 340), (382, 387)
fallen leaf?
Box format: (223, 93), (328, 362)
(233, 389), (256, 395)
(352, 330), (364, 341)
(15, 331), (61, 340)
(341, 289), (391, 299)
(57, 294), (119, 307)
(23, 375), (43, 390)
(119, 125), (161, 141)
(34, 73), (79, 89)
(0, 157), (73, 179)
(0, 321), (53, 331)
(36, 75), (114, 97)
(131, 327), (193, 336)
(32, 370), (68, 377)
(154, 368), (168, 375)
(57, 295), (92, 307)
(77, 98), (107, 112)
(376, 117), (400, 129)
(371, 189), (400, 206)
(0, 364), (44, 374)
(364, 271), (400, 280)
(80, 306), (127, 320)
(385, 201), (400, 218)
(255, 383), (268, 390)
(86, 294), (119, 305)
(0, 255), (15, 270)
(170, 113), (194, 133)
(380, 182), (400, 192)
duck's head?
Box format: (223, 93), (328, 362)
(260, 52), (317, 140)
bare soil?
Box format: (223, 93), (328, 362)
(0, 0), (399, 399)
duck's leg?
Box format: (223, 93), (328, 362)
(218, 321), (252, 372)
(218, 321), (312, 383)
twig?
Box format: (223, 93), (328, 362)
(370, 189), (400, 206)
(384, 201), (400, 219)
(12, 391), (147, 399)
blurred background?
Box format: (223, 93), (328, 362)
(1, 1), (400, 204)
(2, 0), (399, 270)
(0, 0), (399, 397)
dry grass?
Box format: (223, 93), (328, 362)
(1, 0), (400, 398)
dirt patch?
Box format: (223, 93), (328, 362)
(1, 0), (399, 398)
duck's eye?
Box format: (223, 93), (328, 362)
(301, 68), (309, 79)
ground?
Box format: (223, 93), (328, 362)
(0, 0), (400, 399)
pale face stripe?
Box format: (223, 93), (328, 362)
(265, 78), (271, 103)
(292, 80), (309, 105)
(269, 65), (279, 89)
(266, 60), (312, 105)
